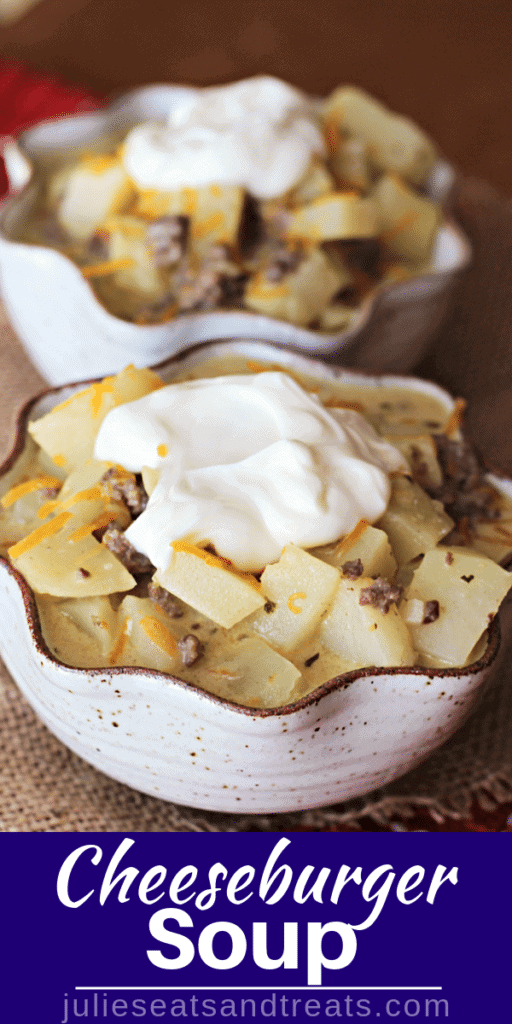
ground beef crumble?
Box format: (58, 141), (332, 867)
(102, 525), (154, 575)
(147, 581), (184, 619)
(101, 468), (148, 516)
(427, 435), (500, 541)
(174, 247), (248, 311)
(342, 557), (364, 579)
(146, 215), (188, 267)
(423, 600), (440, 624)
(359, 577), (403, 614)
(178, 634), (205, 666)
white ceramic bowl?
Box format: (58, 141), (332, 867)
(0, 340), (506, 814)
(0, 85), (471, 385)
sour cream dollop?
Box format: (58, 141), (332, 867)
(94, 372), (407, 573)
(122, 76), (325, 200)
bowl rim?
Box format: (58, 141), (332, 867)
(0, 83), (472, 357)
(0, 338), (506, 719)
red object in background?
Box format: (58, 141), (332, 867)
(0, 60), (103, 196)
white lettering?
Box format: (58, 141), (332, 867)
(99, 839), (138, 905)
(426, 866), (458, 904)
(147, 908), (195, 969)
(259, 838), (293, 905)
(56, 844), (102, 908)
(307, 922), (357, 985)
(198, 921), (246, 969)
(253, 922), (298, 969)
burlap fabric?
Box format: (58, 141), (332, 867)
(1, 176), (512, 832)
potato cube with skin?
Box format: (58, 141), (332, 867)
(286, 193), (378, 243)
(28, 365), (164, 473)
(402, 546), (512, 666)
(155, 543), (265, 629)
(321, 86), (436, 186)
(321, 575), (416, 668)
(244, 247), (344, 327)
(372, 174), (440, 262)
(250, 544), (340, 655)
(57, 155), (135, 240)
(377, 475), (453, 565)
(313, 521), (397, 579)
(202, 637), (301, 708)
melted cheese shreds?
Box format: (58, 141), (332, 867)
(1, 476), (62, 508)
(82, 257), (135, 280)
(8, 511), (73, 559)
(140, 616), (178, 657)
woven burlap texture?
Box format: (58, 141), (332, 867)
(1, 176), (512, 832)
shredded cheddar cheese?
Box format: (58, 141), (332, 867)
(323, 114), (340, 153)
(249, 277), (290, 299)
(69, 510), (118, 544)
(90, 378), (115, 417)
(109, 618), (131, 665)
(82, 154), (120, 174)
(82, 258), (135, 279)
(380, 211), (418, 242)
(140, 616), (178, 658)
(323, 397), (364, 413)
(8, 511), (73, 559)
(288, 592), (306, 614)
(171, 540), (262, 590)
(1, 476), (62, 509)
(191, 212), (225, 239)
(182, 187), (198, 216)
(443, 398), (467, 438)
(335, 519), (370, 559)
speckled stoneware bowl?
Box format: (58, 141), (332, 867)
(0, 340), (506, 814)
(0, 85), (471, 385)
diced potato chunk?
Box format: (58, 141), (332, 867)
(9, 508), (136, 597)
(57, 155), (135, 240)
(135, 184), (245, 255)
(28, 365), (164, 472)
(402, 545), (512, 666)
(318, 302), (357, 333)
(383, 434), (443, 489)
(378, 475), (453, 565)
(372, 174), (440, 261)
(286, 193), (378, 242)
(37, 594), (119, 667)
(251, 544), (340, 655)
(155, 543), (265, 629)
(289, 159), (336, 205)
(313, 521), (397, 579)
(112, 595), (183, 673)
(105, 217), (168, 297)
(329, 137), (371, 191)
(244, 247), (343, 327)
(321, 86), (436, 185)
(202, 637), (301, 708)
(321, 575), (416, 667)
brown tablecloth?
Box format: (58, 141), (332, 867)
(1, 176), (512, 832)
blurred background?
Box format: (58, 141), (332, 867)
(0, 0), (511, 193)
